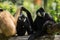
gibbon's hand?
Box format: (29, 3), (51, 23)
(21, 7), (28, 12)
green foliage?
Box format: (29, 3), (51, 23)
(0, 1), (17, 15)
(47, 0), (60, 22)
(50, 10), (58, 22)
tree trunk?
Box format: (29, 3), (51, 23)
(44, 0), (48, 12)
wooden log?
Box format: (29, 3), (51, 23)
(8, 35), (60, 40)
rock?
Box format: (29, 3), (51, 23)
(0, 35), (60, 40)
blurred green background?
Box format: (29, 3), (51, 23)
(0, 0), (60, 22)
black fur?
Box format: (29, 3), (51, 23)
(0, 8), (3, 12)
(21, 7), (56, 40)
(16, 13), (32, 36)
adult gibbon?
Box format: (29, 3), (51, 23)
(0, 8), (20, 37)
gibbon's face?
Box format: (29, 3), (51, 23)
(37, 12), (45, 17)
(37, 7), (45, 17)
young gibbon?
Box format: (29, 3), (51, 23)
(16, 8), (33, 36)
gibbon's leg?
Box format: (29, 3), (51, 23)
(51, 22), (60, 33)
(28, 30), (46, 40)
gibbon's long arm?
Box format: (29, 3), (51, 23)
(4, 7), (21, 26)
(14, 7), (21, 26)
(21, 7), (33, 26)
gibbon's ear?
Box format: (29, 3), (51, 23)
(14, 7), (21, 26)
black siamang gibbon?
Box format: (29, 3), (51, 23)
(16, 10), (33, 36)
(21, 7), (56, 40)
